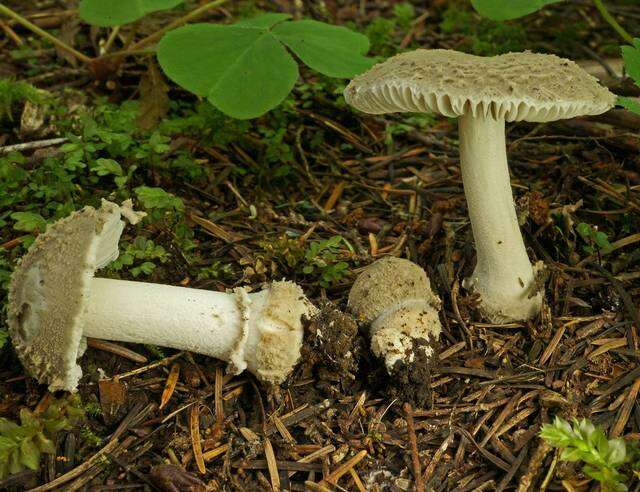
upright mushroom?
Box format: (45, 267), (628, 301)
(344, 50), (616, 322)
(348, 257), (441, 376)
(8, 200), (316, 392)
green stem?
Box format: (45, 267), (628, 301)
(0, 3), (92, 63)
(125, 0), (229, 53)
(102, 26), (120, 54)
(592, 0), (634, 44)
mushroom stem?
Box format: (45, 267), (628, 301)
(458, 112), (542, 322)
(82, 278), (313, 382)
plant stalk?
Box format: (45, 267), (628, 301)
(101, 26), (120, 54)
(0, 3), (92, 63)
(125, 0), (229, 53)
(592, 0), (634, 44)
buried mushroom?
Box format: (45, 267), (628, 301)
(7, 200), (316, 392)
(344, 50), (616, 322)
(348, 257), (441, 377)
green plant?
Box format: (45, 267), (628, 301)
(540, 417), (639, 491)
(576, 222), (613, 255)
(79, 0), (184, 27)
(303, 236), (350, 288)
(363, 2), (416, 55)
(0, 395), (84, 479)
(107, 237), (170, 277)
(157, 13), (376, 119)
(441, 2), (528, 55)
(470, 0), (640, 115)
(0, 3), (375, 120)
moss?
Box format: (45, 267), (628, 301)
(0, 79), (47, 125)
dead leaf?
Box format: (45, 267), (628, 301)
(98, 378), (127, 421)
(136, 60), (169, 131)
(159, 363), (180, 410)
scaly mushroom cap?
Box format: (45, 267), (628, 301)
(348, 256), (440, 323)
(348, 257), (442, 374)
(7, 200), (126, 392)
(344, 49), (616, 122)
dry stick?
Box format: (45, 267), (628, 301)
(403, 403), (424, 492)
(0, 137), (68, 155)
(264, 438), (281, 491)
(0, 4), (91, 63)
(320, 450), (368, 487)
(27, 438), (121, 491)
(124, 0), (229, 53)
(190, 404), (206, 474)
(86, 338), (148, 364)
(159, 362), (180, 410)
(611, 377), (640, 438)
(422, 433), (453, 483)
(112, 351), (184, 380)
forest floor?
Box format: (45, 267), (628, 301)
(1, 0), (640, 491)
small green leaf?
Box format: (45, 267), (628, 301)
(621, 40), (640, 85)
(91, 158), (123, 177)
(79, 0), (184, 26)
(158, 24), (299, 119)
(471, 0), (564, 21)
(11, 212), (46, 233)
(618, 97), (640, 115)
(19, 438), (40, 470)
(0, 436), (16, 453)
(135, 186), (184, 212)
(0, 330), (7, 349)
(273, 20), (376, 77)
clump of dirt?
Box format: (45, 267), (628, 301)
(385, 334), (439, 407)
(303, 302), (360, 373)
(299, 301), (361, 386)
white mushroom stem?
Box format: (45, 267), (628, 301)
(82, 278), (313, 382)
(458, 112), (542, 322)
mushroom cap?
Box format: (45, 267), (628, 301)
(348, 256), (440, 324)
(7, 201), (125, 392)
(344, 49), (616, 122)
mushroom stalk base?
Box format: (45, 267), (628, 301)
(82, 278), (265, 368)
(458, 112), (542, 322)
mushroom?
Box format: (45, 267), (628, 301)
(348, 257), (441, 375)
(8, 200), (316, 392)
(344, 50), (616, 322)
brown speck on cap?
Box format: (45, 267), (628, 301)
(344, 49), (616, 122)
(7, 200), (127, 392)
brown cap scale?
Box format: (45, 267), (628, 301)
(348, 257), (441, 373)
(345, 50), (615, 322)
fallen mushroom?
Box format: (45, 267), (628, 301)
(344, 50), (616, 322)
(8, 200), (316, 392)
(348, 257), (441, 375)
